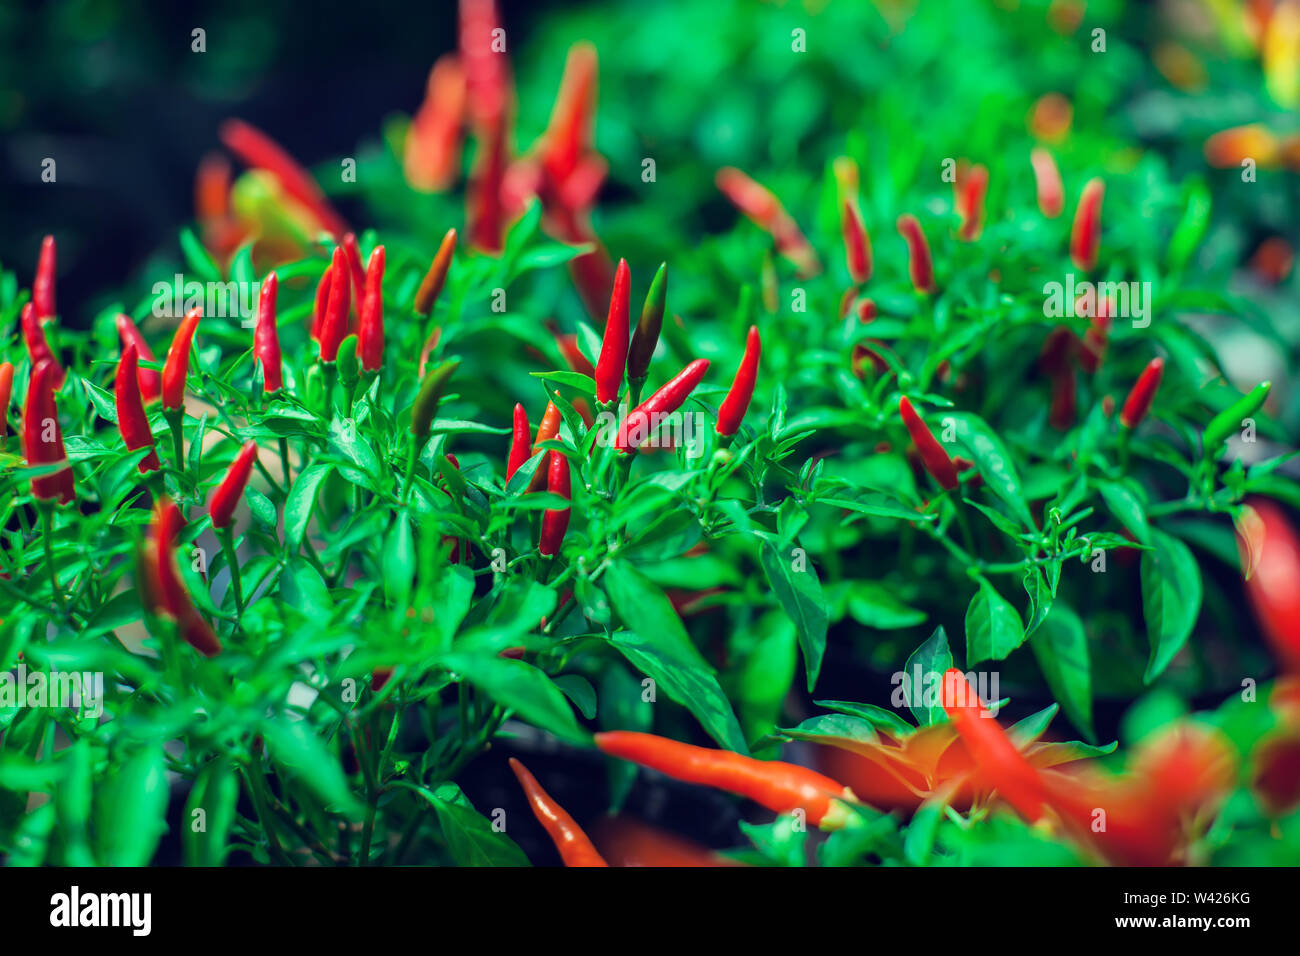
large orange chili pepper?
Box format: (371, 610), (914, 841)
(525, 398), (563, 492)
(508, 758), (608, 866)
(594, 731), (857, 828)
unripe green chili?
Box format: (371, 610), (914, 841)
(411, 359), (460, 440)
(337, 334), (360, 388)
(627, 261), (667, 383)
(1204, 380), (1270, 453)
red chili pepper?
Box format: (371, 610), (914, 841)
(594, 258), (630, 404)
(542, 41), (598, 189)
(508, 758), (608, 866)
(1119, 357), (1164, 429)
(506, 402), (531, 481)
(249, 272), (283, 394)
(318, 247), (351, 363)
(1038, 326), (1079, 376)
(716, 325), (760, 437)
(149, 498), (222, 657)
(310, 265), (331, 343)
(461, 0), (514, 255)
(896, 214), (935, 293)
(1030, 147), (1064, 218)
(940, 669), (1046, 821)
(1253, 728), (1300, 816)
(715, 167), (821, 277)
(219, 118), (348, 238)
(538, 450), (571, 556)
(527, 399), (563, 492)
(856, 298), (878, 323)
(415, 228), (458, 316)
(161, 308), (202, 411)
(590, 816), (741, 867)
(594, 731), (856, 828)
(33, 235), (57, 321)
(899, 396), (958, 490)
(210, 441), (258, 531)
(357, 246), (386, 373)
(405, 54), (466, 193)
(21, 303), (62, 385)
(341, 233), (368, 318)
(1238, 498), (1300, 671)
(114, 346), (161, 473)
(841, 200), (872, 284)
(116, 314), (162, 404)
(1078, 298), (1112, 374)
(0, 361), (12, 442)
(1069, 177), (1104, 272)
(1049, 365), (1077, 430)
(616, 359), (710, 452)
(22, 360), (74, 504)
(957, 164), (988, 241)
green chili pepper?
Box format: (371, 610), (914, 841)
(337, 334), (359, 389)
(1167, 179), (1211, 274)
(1204, 380), (1270, 452)
(411, 359), (460, 440)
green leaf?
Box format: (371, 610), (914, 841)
(815, 699), (914, 738)
(757, 533), (828, 691)
(1008, 704), (1058, 747)
(606, 630), (748, 753)
(841, 581), (926, 630)
(1140, 529), (1202, 683)
(384, 513), (415, 609)
(261, 717), (363, 818)
(1097, 480), (1151, 546)
(903, 626), (953, 726)
(430, 784), (530, 866)
(942, 412), (1036, 530)
(442, 654), (586, 745)
(779, 713), (880, 744)
(183, 757), (239, 866)
(964, 579), (1026, 666)
(529, 370), (597, 392)
(1029, 603), (1094, 740)
(284, 463), (332, 553)
(603, 560), (713, 671)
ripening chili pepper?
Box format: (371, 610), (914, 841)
(716, 326), (760, 437)
(1203, 123), (1280, 168)
(1237, 498), (1300, 671)
(114, 346), (161, 473)
(594, 731), (857, 828)
(856, 298), (877, 323)
(358, 246), (386, 373)
(149, 498), (222, 657)
(1119, 357), (1164, 430)
(21, 303), (61, 385)
(210, 441), (258, 531)
(538, 450), (571, 556)
(628, 262), (666, 383)
(841, 200), (872, 284)
(253, 272), (283, 394)
(508, 758), (607, 866)
(22, 360), (74, 504)
(0, 361), (12, 442)
(1049, 365), (1077, 430)
(553, 329), (596, 377)
(116, 314), (162, 404)
(1069, 178), (1104, 272)
(617, 358), (710, 452)
(957, 164), (988, 241)
(318, 247), (351, 363)
(411, 359), (460, 440)
(940, 669), (1046, 821)
(1030, 148), (1064, 218)
(541, 42), (598, 189)
(898, 396), (958, 490)
(341, 232), (368, 315)
(506, 402), (531, 481)
(896, 214), (935, 293)
(715, 167), (821, 277)
(1204, 380), (1272, 454)
(595, 258), (630, 405)
(415, 228), (458, 316)
(1078, 298), (1112, 374)
(526, 398), (563, 492)
(219, 118), (348, 238)
(405, 54), (466, 193)
(310, 264), (331, 343)
(161, 308), (201, 412)
(33, 235), (56, 321)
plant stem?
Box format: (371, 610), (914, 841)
(39, 502), (66, 617)
(218, 527), (244, 616)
